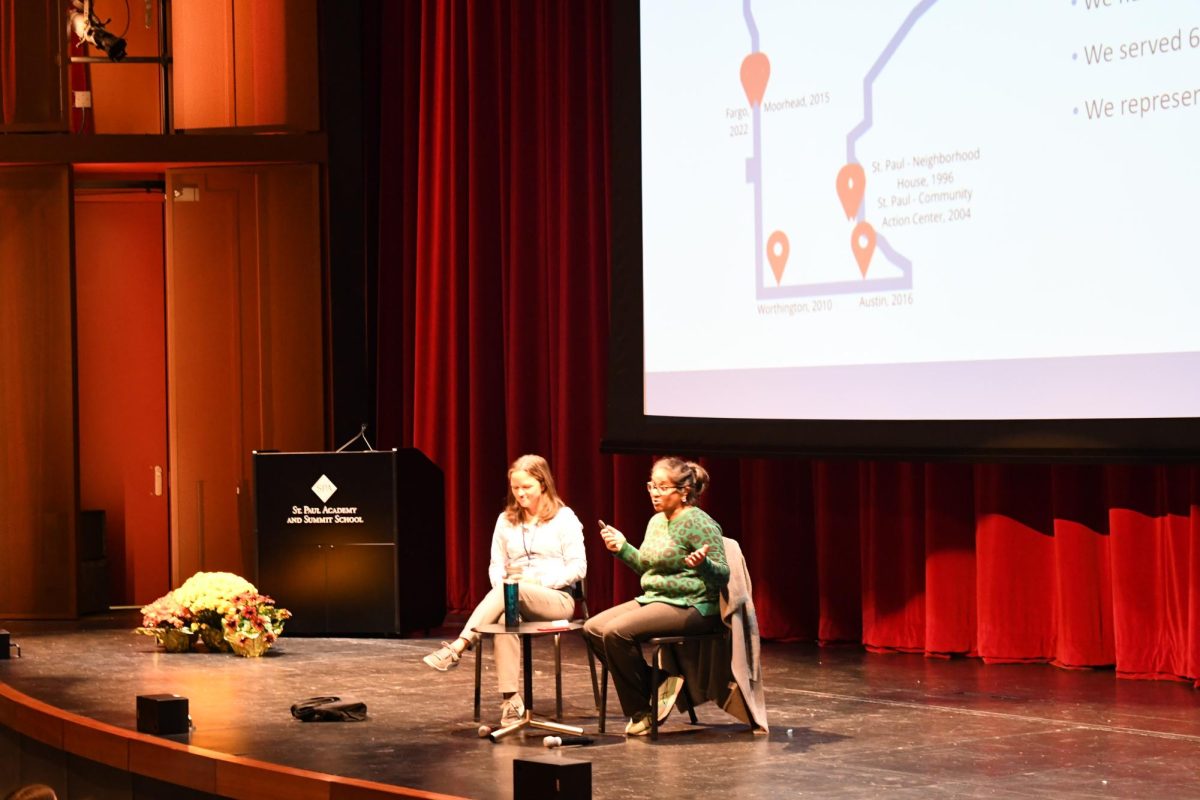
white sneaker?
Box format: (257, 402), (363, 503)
(421, 642), (460, 672)
(656, 675), (685, 724)
(625, 711), (652, 736)
(499, 694), (526, 727)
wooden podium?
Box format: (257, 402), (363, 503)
(253, 449), (445, 635)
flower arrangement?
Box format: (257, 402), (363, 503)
(223, 591), (292, 657)
(173, 571), (255, 622)
(135, 593), (196, 652)
(171, 571), (256, 651)
(136, 572), (291, 657)
(138, 592), (192, 630)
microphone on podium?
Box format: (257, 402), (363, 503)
(335, 423), (375, 452)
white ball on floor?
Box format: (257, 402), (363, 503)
(478, 725), (492, 738)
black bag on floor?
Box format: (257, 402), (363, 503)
(290, 696), (368, 722)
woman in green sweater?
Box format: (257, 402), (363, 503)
(583, 457), (729, 735)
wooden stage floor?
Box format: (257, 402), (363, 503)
(2, 613), (1200, 799)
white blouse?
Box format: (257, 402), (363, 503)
(487, 505), (587, 590)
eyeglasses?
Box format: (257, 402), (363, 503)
(645, 482), (680, 495)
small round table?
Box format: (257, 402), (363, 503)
(471, 621), (586, 742)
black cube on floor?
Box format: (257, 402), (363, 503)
(513, 755), (591, 800)
(136, 694), (189, 735)
(0, 630), (9, 659)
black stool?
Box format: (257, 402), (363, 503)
(598, 630), (726, 740)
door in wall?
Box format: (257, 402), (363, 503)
(165, 165), (325, 585)
(75, 190), (170, 606)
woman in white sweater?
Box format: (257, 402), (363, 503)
(422, 454), (586, 727)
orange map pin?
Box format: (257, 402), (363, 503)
(767, 230), (789, 285)
(851, 221), (876, 278)
(740, 52), (770, 107)
(836, 163), (866, 220)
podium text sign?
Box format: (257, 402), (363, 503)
(254, 449), (445, 635)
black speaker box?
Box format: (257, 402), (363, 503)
(513, 755), (591, 800)
(136, 694), (190, 735)
(0, 630), (9, 659)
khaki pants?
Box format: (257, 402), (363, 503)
(458, 583), (575, 695)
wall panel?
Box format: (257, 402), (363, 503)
(0, 165), (76, 617)
(75, 194), (170, 606)
(166, 165), (324, 584)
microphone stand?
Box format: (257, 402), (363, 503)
(335, 424), (375, 453)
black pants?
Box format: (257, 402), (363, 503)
(583, 599), (721, 717)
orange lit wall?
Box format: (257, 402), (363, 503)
(166, 166), (324, 583)
(0, 166), (76, 617)
(87, 0), (163, 134)
(173, 0), (317, 131)
(75, 194), (170, 605)
(0, 0), (67, 130)
(238, 0), (319, 130)
(171, 0), (233, 130)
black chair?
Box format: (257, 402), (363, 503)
(599, 537), (758, 740)
(472, 579), (600, 722)
(597, 629), (727, 740)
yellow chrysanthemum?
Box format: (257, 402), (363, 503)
(171, 571), (257, 616)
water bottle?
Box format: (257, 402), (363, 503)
(503, 578), (520, 628)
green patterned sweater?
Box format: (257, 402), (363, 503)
(616, 506), (730, 616)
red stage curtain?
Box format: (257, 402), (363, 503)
(374, 1), (1200, 685)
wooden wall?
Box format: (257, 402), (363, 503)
(0, 166), (78, 618)
(166, 165), (325, 584)
(75, 193), (171, 606)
